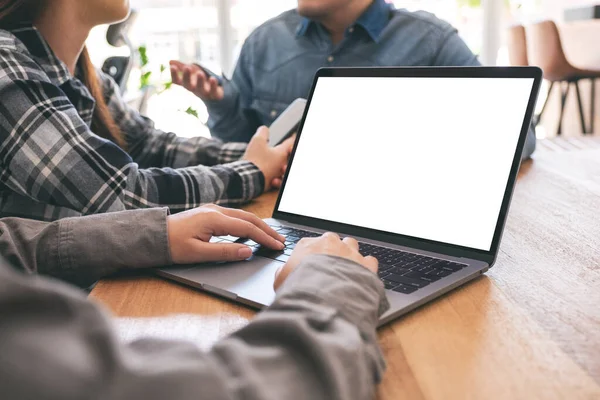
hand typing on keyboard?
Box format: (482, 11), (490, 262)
(273, 232), (378, 290)
(167, 204), (285, 264)
(224, 224), (468, 295)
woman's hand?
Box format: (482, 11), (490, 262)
(167, 204), (285, 264)
(243, 127), (295, 191)
(273, 232), (379, 290)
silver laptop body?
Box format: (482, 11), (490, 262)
(158, 67), (542, 326)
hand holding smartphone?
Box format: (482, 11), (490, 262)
(193, 63), (225, 86)
(268, 98), (307, 147)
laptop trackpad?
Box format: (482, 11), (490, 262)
(167, 255), (283, 308)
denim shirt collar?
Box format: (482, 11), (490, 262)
(296, 0), (393, 42)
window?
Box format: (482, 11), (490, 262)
(88, 0), (299, 137)
(391, 0), (484, 55)
(86, 0), (550, 137)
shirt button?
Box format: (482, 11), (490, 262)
(348, 27), (354, 33)
(327, 55), (334, 63)
(270, 110), (277, 118)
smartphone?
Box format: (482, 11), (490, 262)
(193, 63), (225, 86)
(268, 98), (307, 147)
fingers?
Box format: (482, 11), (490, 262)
(196, 242), (253, 262)
(182, 65), (195, 90)
(170, 62), (183, 86)
(271, 178), (282, 189)
(181, 64), (207, 95)
(189, 66), (198, 89)
(322, 232), (340, 241)
(207, 77), (219, 96)
(169, 60), (185, 69)
(279, 134), (296, 155)
(363, 255), (379, 273)
(181, 65), (192, 90)
(253, 126), (270, 142)
(342, 236), (359, 251)
(212, 206), (285, 243)
(215, 214), (284, 250)
(275, 265), (283, 279)
(273, 264), (286, 290)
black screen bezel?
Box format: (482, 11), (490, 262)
(272, 67), (542, 265)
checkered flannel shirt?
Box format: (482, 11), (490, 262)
(0, 25), (264, 221)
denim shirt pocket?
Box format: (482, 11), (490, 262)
(250, 98), (292, 127)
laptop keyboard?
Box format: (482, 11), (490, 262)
(212, 225), (468, 295)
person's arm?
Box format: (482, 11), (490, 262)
(521, 124), (536, 160)
(0, 254), (388, 400)
(431, 28), (537, 160)
(0, 209), (170, 287)
(0, 205), (285, 288)
(206, 51), (261, 143)
(170, 37), (262, 143)
(431, 24), (480, 67)
(0, 49), (266, 213)
(100, 73), (248, 169)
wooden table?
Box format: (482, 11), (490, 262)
(91, 137), (600, 399)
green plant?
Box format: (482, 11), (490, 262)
(136, 45), (199, 119)
(138, 45), (152, 89)
(456, 0), (516, 9)
(456, 0), (481, 7)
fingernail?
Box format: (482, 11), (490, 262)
(238, 247), (252, 258)
(277, 234), (285, 242)
(276, 241), (285, 250)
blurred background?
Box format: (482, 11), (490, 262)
(87, 0), (600, 140)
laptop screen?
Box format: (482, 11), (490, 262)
(277, 76), (535, 252)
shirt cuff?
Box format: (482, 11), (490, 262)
(273, 254), (390, 334)
(218, 142), (247, 164)
(224, 160), (264, 201)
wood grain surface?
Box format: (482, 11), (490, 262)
(91, 139), (600, 399)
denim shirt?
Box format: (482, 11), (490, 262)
(207, 0), (536, 159)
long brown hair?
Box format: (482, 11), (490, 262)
(0, 0), (126, 148)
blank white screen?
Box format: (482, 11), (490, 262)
(278, 77), (534, 251)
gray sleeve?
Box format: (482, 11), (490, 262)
(0, 254), (389, 400)
(0, 208), (172, 287)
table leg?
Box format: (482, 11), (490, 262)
(591, 78), (596, 134)
(575, 81), (587, 134)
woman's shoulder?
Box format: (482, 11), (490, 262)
(0, 28), (53, 84)
(0, 27), (63, 83)
(0, 28), (23, 52)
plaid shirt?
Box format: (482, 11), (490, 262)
(0, 25), (264, 221)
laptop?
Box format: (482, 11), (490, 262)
(158, 67), (542, 326)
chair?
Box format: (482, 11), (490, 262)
(507, 25), (548, 128)
(101, 10), (138, 94)
(528, 20), (600, 135)
(507, 25), (529, 66)
(507, 24), (548, 127)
